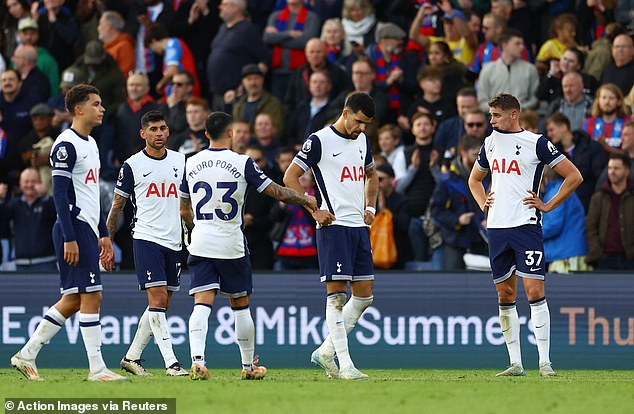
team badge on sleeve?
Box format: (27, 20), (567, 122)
(547, 141), (558, 155)
(118, 168), (124, 182)
(302, 139), (312, 153)
(56, 146), (68, 161)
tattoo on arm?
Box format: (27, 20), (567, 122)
(180, 198), (194, 230)
(264, 182), (308, 206)
(106, 193), (127, 239)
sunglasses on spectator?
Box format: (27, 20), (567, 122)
(171, 81), (189, 87)
(466, 122), (485, 128)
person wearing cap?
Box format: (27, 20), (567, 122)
(48, 66), (86, 132)
(284, 38), (351, 113)
(11, 44), (50, 103)
(76, 40), (126, 112)
(232, 64), (284, 134)
(17, 16), (60, 96)
(207, 0), (268, 111)
(263, 0), (320, 101)
(409, 0), (478, 66)
(97, 11), (135, 79)
(35, 0), (80, 71)
(376, 163), (413, 269)
(365, 22), (407, 117)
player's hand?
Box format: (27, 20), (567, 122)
(244, 213), (254, 227)
(483, 191), (495, 211)
(64, 241), (79, 266)
(0, 183), (7, 200)
(304, 194), (318, 213)
(523, 190), (550, 212)
(364, 209), (375, 226)
(313, 209), (336, 226)
(99, 237), (115, 272)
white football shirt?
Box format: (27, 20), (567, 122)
(475, 129), (565, 228)
(292, 125), (375, 228)
(50, 128), (101, 236)
(115, 149), (186, 251)
(179, 148), (272, 259)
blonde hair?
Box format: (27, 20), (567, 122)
(342, 0), (373, 20)
(591, 83), (627, 118)
(320, 18), (352, 56)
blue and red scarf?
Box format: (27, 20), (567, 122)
(374, 45), (400, 111)
(272, 6), (308, 70)
(325, 45), (340, 64)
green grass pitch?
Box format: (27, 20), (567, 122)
(1, 369), (633, 414)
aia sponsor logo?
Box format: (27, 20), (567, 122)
(340, 166), (364, 182)
(491, 159), (521, 175)
(146, 182), (178, 197)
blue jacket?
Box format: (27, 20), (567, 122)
(542, 178), (588, 262)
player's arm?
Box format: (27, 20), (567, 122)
(106, 193), (127, 240)
(364, 164), (379, 225)
(468, 167), (491, 212)
(284, 162), (333, 225)
(263, 181), (317, 213)
(523, 158), (583, 212)
(180, 197), (194, 231)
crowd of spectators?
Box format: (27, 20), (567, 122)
(0, 0), (633, 273)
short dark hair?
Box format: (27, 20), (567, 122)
(546, 112), (571, 130)
(609, 153), (631, 170)
(206, 112), (233, 141)
(141, 110), (166, 129)
(488, 93), (520, 112)
(376, 163), (395, 178)
(416, 65), (443, 83)
(276, 146), (295, 159)
(65, 84), (100, 114)
(173, 69), (194, 85)
(498, 28), (523, 46)
(411, 111), (436, 127)
(144, 22), (169, 46)
(344, 92), (375, 119)
(457, 87), (477, 99)
(458, 134), (482, 154)
(2, 68), (21, 80)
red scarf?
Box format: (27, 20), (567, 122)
(374, 45), (400, 111)
(272, 6), (308, 70)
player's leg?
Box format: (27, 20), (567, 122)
(146, 286), (185, 375)
(489, 228), (524, 377)
(11, 294), (80, 380)
(121, 305), (153, 376)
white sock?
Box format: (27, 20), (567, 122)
(79, 313), (107, 373)
(148, 308), (178, 368)
(325, 292), (354, 370)
(499, 303), (522, 367)
(530, 298), (551, 366)
(20, 307), (66, 360)
(189, 304), (211, 367)
(319, 296), (373, 356)
(126, 308), (152, 361)
(233, 307), (255, 370)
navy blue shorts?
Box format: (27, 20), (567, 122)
(133, 239), (181, 291)
(52, 220), (101, 295)
(316, 225), (374, 283)
(487, 224), (545, 284)
(187, 254), (252, 298)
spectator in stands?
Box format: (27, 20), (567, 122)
(403, 66), (456, 129)
(134, 0), (175, 78)
(541, 166), (589, 273)
(35, 0), (80, 71)
(535, 13), (579, 73)
(16, 17), (59, 96)
(519, 109), (539, 133)
(378, 124), (406, 181)
(341, 0), (376, 51)
(435, 87), (478, 160)
(285, 70), (339, 150)
(114, 72), (159, 163)
(252, 112), (281, 167)
(595, 120), (634, 190)
(431, 134), (487, 270)
(546, 112), (607, 211)
(583, 83), (631, 155)
(231, 120), (250, 154)
(409, 2), (478, 66)
(396, 112), (438, 262)
(264, 0), (320, 100)
(243, 146), (276, 269)
(48, 66), (85, 132)
(207, 0), (268, 111)
(272, 147), (295, 184)
(477, 29), (538, 112)
(586, 154), (634, 270)
(232, 64), (285, 134)
(462, 109), (488, 141)
(320, 18), (352, 69)
(0, 168), (56, 270)
(158, 69), (193, 137)
(11, 44), (50, 102)
(376, 163), (413, 269)
(2, 0), (30, 59)
(16, 103), (57, 194)
(285, 38), (350, 114)
(469, 13), (506, 76)
(75, 41), (126, 112)
(97, 11), (135, 79)
(169, 97), (209, 157)
(145, 22), (201, 98)
(426, 41), (468, 102)
(366, 23), (407, 119)
(538, 48), (599, 105)
(601, 34), (634, 98)
(584, 22), (625, 81)
(614, 1), (634, 24)
(547, 72), (593, 132)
